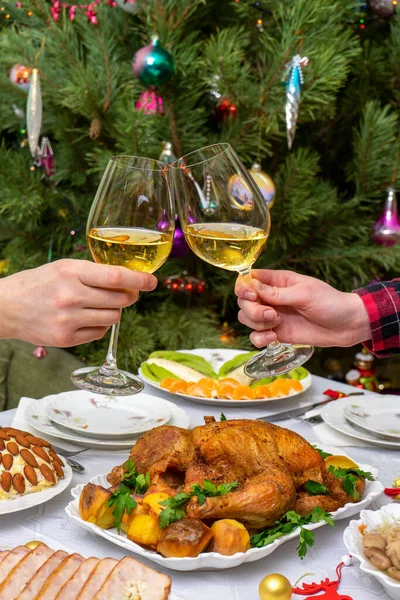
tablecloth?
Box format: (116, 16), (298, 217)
(0, 375), (398, 600)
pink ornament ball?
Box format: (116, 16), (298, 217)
(10, 64), (32, 92)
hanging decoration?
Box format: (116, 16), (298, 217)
(369, 0), (396, 18)
(372, 187), (400, 246)
(292, 557), (354, 599)
(163, 272), (206, 294)
(159, 141), (176, 165)
(26, 68), (42, 158)
(249, 163), (276, 209)
(284, 54), (309, 150)
(115, 0), (138, 12)
(136, 90), (163, 114)
(219, 322), (238, 345)
(48, 0), (117, 24)
(10, 64), (32, 92)
(157, 208), (190, 258)
(258, 573), (292, 600)
(39, 137), (55, 178)
(12, 104), (26, 120)
(132, 37), (175, 87)
(33, 346), (48, 359)
(215, 98), (237, 122)
(228, 174), (254, 211)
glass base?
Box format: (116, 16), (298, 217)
(244, 343), (314, 379)
(71, 366), (144, 396)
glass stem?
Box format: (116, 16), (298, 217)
(99, 321), (120, 376)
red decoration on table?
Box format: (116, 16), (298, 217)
(293, 561), (352, 599)
(33, 346), (48, 359)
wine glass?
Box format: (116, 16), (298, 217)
(71, 156), (175, 395)
(171, 143), (313, 378)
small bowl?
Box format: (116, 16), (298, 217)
(344, 503), (400, 600)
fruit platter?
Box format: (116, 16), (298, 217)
(139, 348), (312, 406)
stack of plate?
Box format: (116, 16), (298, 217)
(23, 390), (190, 450)
(321, 395), (400, 450)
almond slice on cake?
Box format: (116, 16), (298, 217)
(92, 556), (171, 600)
(76, 558), (118, 600)
(19, 551), (69, 600)
(54, 557), (99, 600)
(0, 546), (30, 584)
(34, 553), (85, 600)
(0, 543), (53, 599)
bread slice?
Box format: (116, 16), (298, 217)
(0, 546), (30, 584)
(0, 543), (53, 599)
(34, 553), (85, 600)
(19, 551), (68, 600)
(92, 556), (171, 600)
(54, 557), (99, 600)
(76, 558), (117, 600)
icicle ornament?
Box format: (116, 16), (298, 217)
(27, 69), (42, 157)
(284, 55), (309, 150)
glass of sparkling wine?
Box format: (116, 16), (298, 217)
(172, 143), (313, 378)
(71, 156), (175, 395)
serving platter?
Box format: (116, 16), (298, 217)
(344, 397), (400, 441)
(47, 392), (171, 439)
(66, 446), (382, 572)
(139, 348), (312, 407)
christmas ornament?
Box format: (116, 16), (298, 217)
(136, 90), (163, 114)
(228, 174), (254, 210)
(250, 163), (276, 208)
(220, 322), (238, 345)
(49, 0), (113, 23)
(26, 68), (42, 158)
(163, 271), (206, 294)
(292, 558), (353, 599)
(369, 0), (396, 18)
(10, 64), (32, 92)
(284, 55), (309, 150)
(12, 104), (26, 120)
(172, 216), (190, 258)
(258, 574), (292, 600)
(372, 187), (400, 246)
(39, 137), (55, 178)
(132, 37), (175, 87)
(215, 98), (237, 122)
(33, 346), (48, 359)
(345, 348), (379, 392)
(25, 541), (43, 550)
(115, 0), (139, 12)
(159, 141), (176, 165)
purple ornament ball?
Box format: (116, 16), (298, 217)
(172, 217), (190, 258)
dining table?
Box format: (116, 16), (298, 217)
(0, 374), (397, 600)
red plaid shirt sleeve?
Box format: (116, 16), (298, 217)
(354, 279), (400, 356)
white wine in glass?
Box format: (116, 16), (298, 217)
(172, 143), (313, 378)
(71, 156), (175, 396)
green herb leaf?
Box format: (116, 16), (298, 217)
(220, 412), (227, 421)
(328, 465), (374, 500)
(304, 480), (329, 495)
(312, 445), (333, 459)
(217, 481), (239, 495)
(121, 459), (151, 494)
(106, 483), (137, 533)
(297, 526), (315, 558)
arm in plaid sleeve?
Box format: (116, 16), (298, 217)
(354, 280), (400, 356)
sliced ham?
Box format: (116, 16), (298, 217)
(0, 546), (30, 585)
(54, 557), (99, 600)
(76, 558), (117, 600)
(34, 553), (85, 600)
(19, 551), (68, 600)
(0, 543), (53, 599)
(0, 551), (10, 565)
(93, 556), (171, 600)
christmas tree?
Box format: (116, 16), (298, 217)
(1, 0), (400, 372)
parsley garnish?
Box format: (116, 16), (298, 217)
(158, 479), (239, 528)
(220, 412), (227, 421)
(122, 460), (151, 494)
(328, 466), (374, 500)
(304, 480), (329, 495)
(251, 507), (334, 559)
(312, 445), (333, 459)
(106, 483), (137, 533)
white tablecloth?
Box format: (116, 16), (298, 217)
(0, 375), (398, 600)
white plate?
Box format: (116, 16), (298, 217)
(344, 397), (400, 441)
(344, 504), (400, 600)
(25, 395), (189, 449)
(321, 396), (400, 449)
(66, 445), (382, 572)
(47, 391), (171, 439)
(0, 460), (72, 515)
(139, 348), (312, 407)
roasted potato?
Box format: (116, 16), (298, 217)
(157, 519), (213, 558)
(79, 483), (115, 529)
(143, 493), (170, 516)
(208, 519), (250, 555)
(120, 501), (150, 534)
(127, 514), (162, 549)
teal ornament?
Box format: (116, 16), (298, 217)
(284, 55), (309, 150)
(132, 37), (175, 86)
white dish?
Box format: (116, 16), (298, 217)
(344, 397), (400, 440)
(25, 395), (190, 449)
(0, 460), (72, 515)
(344, 504), (400, 600)
(321, 396), (400, 450)
(47, 391), (171, 439)
(139, 348), (312, 406)
(66, 445), (382, 572)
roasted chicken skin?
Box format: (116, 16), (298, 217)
(107, 418), (359, 529)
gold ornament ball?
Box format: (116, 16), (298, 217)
(250, 163), (276, 209)
(25, 540), (42, 550)
(259, 574), (292, 600)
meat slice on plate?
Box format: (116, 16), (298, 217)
(54, 557), (99, 600)
(76, 558), (117, 600)
(19, 551), (68, 600)
(0, 550), (10, 565)
(92, 556), (171, 600)
(0, 546), (30, 583)
(34, 553), (85, 600)
(0, 543), (53, 599)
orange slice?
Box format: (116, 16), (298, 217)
(217, 382), (236, 399)
(254, 385), (272, 399)
(197, 378), (218, 392)
(266, 379), (302, 398)
(232, 385), (256, 400)
(160, 378), (180, 391)
(218, 378), (241, 387)
(324, 455), (359, 470)
(186, 381), (214, 398)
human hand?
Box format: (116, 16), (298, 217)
(235, 269), (371, 348)
(0, 259), (157, 347)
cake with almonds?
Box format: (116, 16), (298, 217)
(0, 427), (65, 499)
